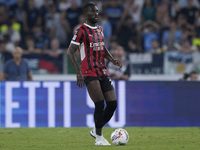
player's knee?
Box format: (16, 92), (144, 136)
(95, 100), (105, 112)
(106, 100), (117, 112)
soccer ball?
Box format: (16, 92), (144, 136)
(111, 128), (129, 145)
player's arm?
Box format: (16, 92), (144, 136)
(67, 43), (84, 88)
(105, 47), (122, 69)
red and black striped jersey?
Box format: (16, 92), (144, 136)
(71, 23), (109, 77)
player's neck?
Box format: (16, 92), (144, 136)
(85, 21), (96, 27)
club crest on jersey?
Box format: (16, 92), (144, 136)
(98, 29), (104, 37)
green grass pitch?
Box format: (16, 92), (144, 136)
(0, 127), (200, 150)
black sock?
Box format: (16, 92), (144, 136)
(103, 101), (117, 124)
(94, 100), (105, 136)
(96, 128), (102, 136)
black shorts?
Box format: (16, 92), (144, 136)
(84, 76), (114, 93)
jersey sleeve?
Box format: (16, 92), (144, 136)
(71, 28), (84, 45)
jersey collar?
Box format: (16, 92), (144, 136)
(84, 23), (97, 29)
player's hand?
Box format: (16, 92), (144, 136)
(76, 72), (84, 88)
(113, 60), (122, 69)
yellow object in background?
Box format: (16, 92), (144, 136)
(12, 22), (21, 32)
(0, 24), (8, 33)
(0, 22), (21, 34)
(193, 38), (200, 46)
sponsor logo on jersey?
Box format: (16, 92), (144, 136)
(90, 42), (105, 51)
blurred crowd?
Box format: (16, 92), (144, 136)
(0, 0), (200, 54)
(0, 0), (200, 80)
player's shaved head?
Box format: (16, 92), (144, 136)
(83, 3), (98, 25)
(83, 3), (95, 14)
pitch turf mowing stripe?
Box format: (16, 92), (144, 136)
(0, 127), (199, 150)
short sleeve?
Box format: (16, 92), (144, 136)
(71, 28), (84, 45)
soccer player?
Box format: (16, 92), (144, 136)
(67, 3), (122, 146)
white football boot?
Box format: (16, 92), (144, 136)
(95, 136), (111, 146)
(90, 128), (96, 138)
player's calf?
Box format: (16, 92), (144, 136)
(103, 100), (117, 123)
(94, 100), (105, 136)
